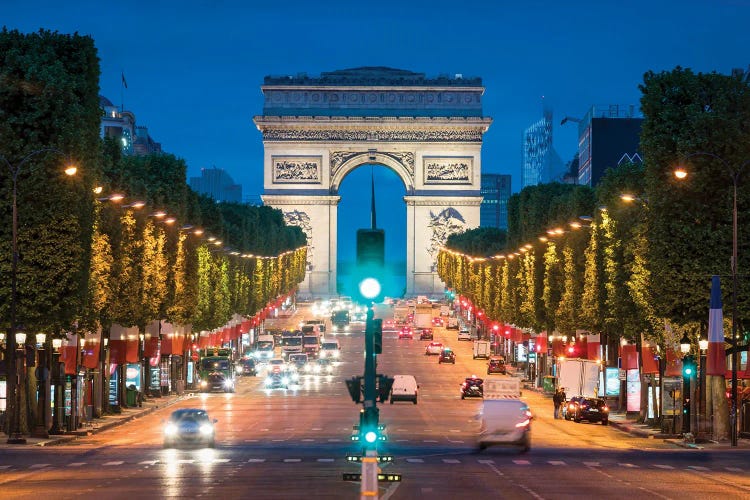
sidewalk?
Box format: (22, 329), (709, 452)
(521, 378), (750, 449)
(0, 392), (185, 448)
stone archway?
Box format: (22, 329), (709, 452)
(255, 67), (492, 298)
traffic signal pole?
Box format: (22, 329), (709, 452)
(361, 306), (379, 499)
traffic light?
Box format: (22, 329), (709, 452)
(354, 229), (385, 303)
(377, 374), (394, 403)
(683, 354), (695, 377)
(373, 318), (383, 354)
(345, 376), (363, 403)
(358, 408), (384, 451)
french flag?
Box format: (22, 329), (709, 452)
(706, 275), (726, 376)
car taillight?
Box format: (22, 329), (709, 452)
(603, 405), (609, 412)
(568, 404), (575, 410)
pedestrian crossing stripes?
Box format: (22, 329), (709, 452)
(0, 459), (743, 472)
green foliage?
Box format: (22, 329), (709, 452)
(445, 227), (506, 257)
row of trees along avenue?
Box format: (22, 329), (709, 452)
(0, 29), (307, 434)
(438, 66), (750, 439)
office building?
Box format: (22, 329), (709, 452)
(522, 108), (564, 187)
(480, 173), (511, 230)
(189, 167), (243, 203)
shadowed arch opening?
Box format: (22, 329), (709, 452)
(337, 162), (407, 298)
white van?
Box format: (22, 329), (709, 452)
(390, 374), (419, 404)
(477, 399), (532, 452)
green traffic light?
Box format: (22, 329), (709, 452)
(359, 277), (381, 299)
(364, 431), (378, 443)
(685, 367), (693, 376)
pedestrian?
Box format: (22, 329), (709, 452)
(553, 388), (562, 419)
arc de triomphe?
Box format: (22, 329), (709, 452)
(255, 67), (492, 298)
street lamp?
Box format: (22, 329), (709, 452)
(675, 152), (750, 446)
(0, 148), (76, 444)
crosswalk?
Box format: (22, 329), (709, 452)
(1, 457), (746, 473)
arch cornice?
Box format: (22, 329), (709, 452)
(261, 194), (341, 206)
(403, 195), (483, 206)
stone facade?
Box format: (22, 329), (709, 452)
(255, 68), (491, 298)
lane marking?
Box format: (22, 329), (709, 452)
(443, 459), (461, 464)
(317, 458), (335, 462)
(548, 461), (566, 466)
(406, 458), (424, 463)
(583, 461), (600, 467)
(478, 459), (495, 464)
(482, 460), (544, 500)
(104, 461), (124, 466)
(0, 465), (12, 469)
(726, 467), (743, 472)
(653, 464), (674, 469)
(247, 458), (266, 463)
(423, 439), (439, 443)
(513, 460), (531, 465)
(214, 458), (231, 463)
(618, 463), (639, 468)
(283, 458), (301, 463)
(327, 438), (342, 442)
(68, 462), (86, 467)
(30, 464), (50, 469)
(139, 460), (158, 465)
(688, 465), (710, 471)
(177, 459), (194, 464)
(301, 439), (315, 442)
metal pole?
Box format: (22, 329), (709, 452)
(731, 177), (739, 447)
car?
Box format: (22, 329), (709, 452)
(458, 329), (472, 341)
(438, 348), (456, 364)
(398, 327), (414, 339)
(419, 328), (434, 340)
(163, 408), (217, 448)
(460, 376), (484, 399)
(263, 372), (291, 389)
(425, 341), (443, 355)
(202, 371), (235, 393)
(565, 396), (609, 424)
(313, 358), (335, 375)
(487, 356), (507, 375)
(288, 353), (309, 372)
(236, 357), (257, 376)
(390, 374), (418, 404)
(319, 340), (340, 359)
(478, 399), (532, 452)
(267, 358), (287, 374)
(431, 316), (444, 327)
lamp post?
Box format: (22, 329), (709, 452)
(49, 338), (64, 435)
(675, 152), (750, 446)
(698, 337), (709, 437)
(1, 149), (76, 443)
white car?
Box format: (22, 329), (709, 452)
(319, 341), (340, 359)
(478, 399), (532, 452)
(458, 329), (472, 341)
(425, 342), (444, 355)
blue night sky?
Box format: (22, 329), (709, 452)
(4, 0), (750, 267)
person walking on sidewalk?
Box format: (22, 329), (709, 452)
(553, 388), (563, 419)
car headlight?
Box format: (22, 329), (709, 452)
(314, 365), (321, 373)
(333, 351), (339, 358)
(200, 424), (214, 436)
(200, 381), (208, 388)
(236, 366), (243, 374)
(224, 379), (234, 388)
(264, 377), (273, 386)
(291, 372), (299, 381)
(164, 423), (178, 436)
(281, 377), (290, 385)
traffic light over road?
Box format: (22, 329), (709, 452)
(355, 228), (385, 303)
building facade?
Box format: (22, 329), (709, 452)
(577, 104), (643, 187)
(189, 167), (243, 203)
(480, 173), (511, 230)
(100, 96), (162, 156)
(522, 108), (564, 187)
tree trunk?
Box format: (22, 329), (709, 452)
(707, 375), (729, 441)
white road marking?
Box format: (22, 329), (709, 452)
(653, 464), (674, 469)
(548, 461), (566, 466)
(139, 460), (158, 465)
(478, 459), (495, 464)
(283, 458), (301, 463)
(177, 459), (194, 464)
(301, 439), (315, 442)
(396, 439), (410, 442)
(0, 465), (12, 469)
(513, 460), (531, 465)
(68, 462), (86, 467)
(30, 464), (50, 469)
(447, 440), (465, 443)
(443, 459), (461, 464)
(421, 488), (434, 493)
(247, 458), (266, 463)
(214, 458), (230, 463)
(423, 439), (439, 443)
(327, 438), (342, 442)
(104, 461), (124, 466)
(583, 461), (600, 467)
(406, 458), (424, 463)
(449, 429), (461, 433)
(271, 439), (285, 442)
(618, 463), (639, 468)
(311, 428), (323, 431)
(317, 458), (335, 462)
(726, 467), (743, 472)
(688, 466), (710, 471)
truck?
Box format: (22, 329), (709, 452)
(556, 358), (600, 398)
(303, 333), (321, 358)
(280, 332), (304, 359)
(253, 334), (276, 360)
(414, 303), (433, 329)
(446, 316), (459, 329)
(393, 304), (409, 324)
(473, 340), (491, 359)
(440, 304), (450, 317)
(197, 348), (235, 393)
(483, 377), (522, 399)
(331, 309), (351, 333)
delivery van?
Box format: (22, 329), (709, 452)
(477, 399), (532, 452)
(390, 374), (419, 404)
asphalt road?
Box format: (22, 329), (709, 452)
(2, 304), (750, 499)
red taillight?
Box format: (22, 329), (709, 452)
(603, 405), (609, 412)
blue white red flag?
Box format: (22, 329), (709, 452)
(706, 275), (726, 376)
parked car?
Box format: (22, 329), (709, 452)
(487, 356), (507, 375)
(163, 408), (217, 448)
(438, 348), (456, 364)
(419, 328), (434, 340)
(460, 376), (484, 399)
(425, 341), (443, 355)
(564, 396), (609, 425)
